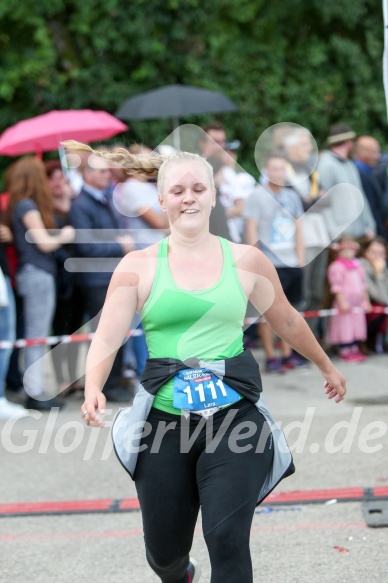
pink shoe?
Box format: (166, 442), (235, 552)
(339, 346), (366, 362)
(339, 347), (352, 361)
(349, 346), (366, 362)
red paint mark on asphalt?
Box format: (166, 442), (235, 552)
(374, 487), (388, 497)
(0, 485), (386, 518)
(333, 546), (350, 553)
(0, 499), (113, 515)
(265, 488), (365, 503)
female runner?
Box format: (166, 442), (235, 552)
(64, 141), (346, 583)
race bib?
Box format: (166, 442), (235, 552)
(173, 368), (240, 412)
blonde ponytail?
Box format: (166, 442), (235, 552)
(61, 140), (166, 179)
(62, 141), (215, 195)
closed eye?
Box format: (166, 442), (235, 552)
(193, 183), (206, 192)
(170, 186), (205, 194)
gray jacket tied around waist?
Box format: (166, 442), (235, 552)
(111, 350), (295, 505)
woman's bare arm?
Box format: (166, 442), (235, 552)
(22, 211), (74, 252)
(83, 255), (141, 425)
(238, 246), (346, 402)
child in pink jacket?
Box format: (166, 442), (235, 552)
(328, 237), (371, 362)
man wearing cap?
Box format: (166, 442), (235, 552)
(317, 124), (376, 241)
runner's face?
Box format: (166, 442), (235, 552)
(160, 161), (215, 229)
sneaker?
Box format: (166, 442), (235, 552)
(281, 353), (310, 369)
(339, 347), (353, 361)
(280, 355), (296, 370)
(0, 397), (29, 420)
(26, 396), (65, 411)
(292, 352), (310, 367)
(349, 345), (366, 363)
(187, 558), (201, 583)
(339, 347), (366, 363)
(265, 358), (285, 374)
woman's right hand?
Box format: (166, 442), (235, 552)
(81, 389), (106, 427)
(59, 225), (76, 244)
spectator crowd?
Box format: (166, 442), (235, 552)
(0, 121), (388, 420)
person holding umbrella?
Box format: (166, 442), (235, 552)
(64, 140), (346, 583)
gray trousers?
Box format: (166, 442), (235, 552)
(16, 264), (56, 398)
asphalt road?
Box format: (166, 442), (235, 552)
(1, 350), (387, 582)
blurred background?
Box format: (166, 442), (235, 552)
(0, 0), (386, 182)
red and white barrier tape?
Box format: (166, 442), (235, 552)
(0, 306), (387, 349)
(245, 305), (388, 326)
(0, 328), (144, 350)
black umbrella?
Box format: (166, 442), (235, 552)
(116, 84), (238, 149)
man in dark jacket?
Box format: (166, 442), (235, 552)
(373, 151), (388, 241)
(354, 136), (387, 240)
(69, 158), (134, 402)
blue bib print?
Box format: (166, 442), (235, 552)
(173, 368), (240, 412)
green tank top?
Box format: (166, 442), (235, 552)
(140, 236), (247, 415)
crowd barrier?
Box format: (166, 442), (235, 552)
(0, 306), (387, 350)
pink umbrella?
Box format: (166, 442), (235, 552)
(0, 110), (128, 156)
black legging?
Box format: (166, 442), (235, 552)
(134, 398), (274, 583)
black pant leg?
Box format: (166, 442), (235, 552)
(134, 408), (200, 583)
(197, 400), (274, 583)
(51, 286), (86, 385)
(81, 285), (123, 392)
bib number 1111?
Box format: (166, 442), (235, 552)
(183, 379), (227, 405)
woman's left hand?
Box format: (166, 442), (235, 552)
(322, 366), (346, 403)
(0, 224), (13, 243)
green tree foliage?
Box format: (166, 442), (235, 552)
(0, 0), (386, 178)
